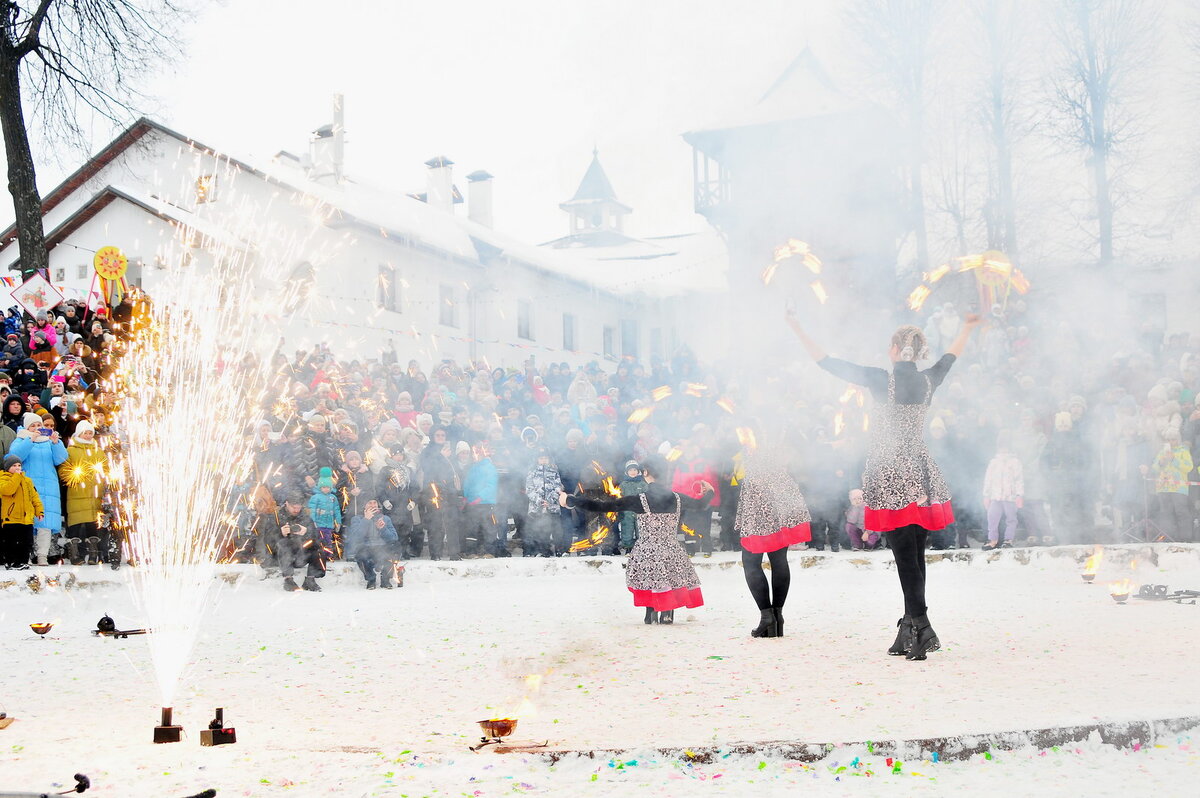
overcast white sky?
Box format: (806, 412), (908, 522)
(27, 0), (846, 246)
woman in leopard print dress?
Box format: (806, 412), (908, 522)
(562, 456), (712, 625)
(734, 440), (811, 638)
(787, 308), (981, 661)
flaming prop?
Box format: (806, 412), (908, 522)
(1109, 578), (1134, 603)
(907, 250), (1030, 312)
(762, 238), (827, 304)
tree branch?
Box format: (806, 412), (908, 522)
(14, 0), (56, 58)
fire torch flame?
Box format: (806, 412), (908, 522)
(810, 280), (829, 304)
(735, 427), (757, 450)
(907, 285), (932, 311)
(1083, 546), (1104, 574)
(715, 397), (736, 414)
(627, 406), (654, 424)
(651, 385), (673, 402)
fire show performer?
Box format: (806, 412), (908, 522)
(786, 308), (981, 660)
(559, 455), (711, 625)
(734, 433), (812, 638)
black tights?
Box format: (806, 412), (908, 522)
(886, 524), (929, 617)
(741, 548), (791, 610)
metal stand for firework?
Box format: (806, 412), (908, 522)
(1118, 478), (1174, 544)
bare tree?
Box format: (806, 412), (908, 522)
(0, 1), (190, 279)
(844, 0), (946, 274)
(1047, 0), (1162, 267)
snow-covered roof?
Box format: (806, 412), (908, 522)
(684, 47), (868, 152)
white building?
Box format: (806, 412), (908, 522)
(0, 109), (728, 366)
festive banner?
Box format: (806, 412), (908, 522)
(10, 273), (65, 316)
(93, 245), (129, 306)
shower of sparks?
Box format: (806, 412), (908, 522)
(110, 156), (330, 708)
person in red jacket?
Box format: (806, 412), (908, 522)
(671, 440), (720, 557)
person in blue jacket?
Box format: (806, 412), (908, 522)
(10, 412), (68, 564)
(462, 442), (503, 557)
(344, 499), (398, 589)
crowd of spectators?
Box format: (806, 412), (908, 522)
(0, 296), (136, 570)
(2, 290), (1197, 584)
(229, 297), (1200, 590)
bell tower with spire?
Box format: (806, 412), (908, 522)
(559, 148), (632, 239)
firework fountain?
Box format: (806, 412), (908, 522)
(103, 153), (339, 739)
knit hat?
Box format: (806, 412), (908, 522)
(22, 412), (42, 429)
(317, 466), (335, 490)
(74, 419), (95, 437)
(2, 454), (21, 470)
(624, 460), (641, 473)
(455, 440), (471, 455)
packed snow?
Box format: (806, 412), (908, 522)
(2, 545), (1198, 796)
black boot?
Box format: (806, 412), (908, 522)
(644, 607), (658, 625)
(906, 614), (941, 661)
(888, 616), (913, 656)
(302, 576), (322, 592)
(750, 608), (778, 638)
(283, 577), (300, 592)
(773, 607), (785, 637)
(66, 538), (83, 565)
(85, 536), (101, 565)
(658, 610), (674, 624)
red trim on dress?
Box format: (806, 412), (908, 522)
(739, 523), (812, 553)
(629, 586), (704, 611)
(865, 501), (954, 533)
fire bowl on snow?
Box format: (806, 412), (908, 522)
(30, 622), (53, 636)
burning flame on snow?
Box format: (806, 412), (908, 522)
(1109, 578), (1133, 597)
(1083, 546), (1104, 574)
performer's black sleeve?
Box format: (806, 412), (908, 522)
(567, 493), (645, 514)
(923, 354), (957, 389)
(817, 357), (889, 394)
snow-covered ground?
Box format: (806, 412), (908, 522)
(2, 545), (1198, 796)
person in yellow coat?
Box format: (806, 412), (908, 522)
(0, 454), (44, 569)
(58, 420), (106, 565)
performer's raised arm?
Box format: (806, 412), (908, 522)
(784, 306), (827, 361)
(946, 313), (983, 358)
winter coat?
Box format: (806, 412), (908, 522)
(378, 463), (416, 529)
(59, 439), (105, 527)
(9, 434), (67, 530)
(345, 514), (398, 559)
(525, 463), (563, 515)
(287, 430), (337, 489)
(463, 458), (499, 505)
(339, 466), (378, 518)
(618, 474), (649, 538)
(671, 458), (721, 507)
(0, 396), (26, 433)
(1, 341), (24, 360)
(307, 490), (342, 529)
(0, 470), (43, 524)
(983, 452), (1024, 502)
(420, 449), (461, 508)
(0, 425), (14, 458)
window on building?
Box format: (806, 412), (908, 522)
(378, 263), (401, 312)
(563, 313), (577, 351)
(53, 267), (65, 282)
(76, 264), (88, 279)
(602, 325), (615, 359)
(439, 284), (458, 327)
(650, 328), (663, 361)
(196, 174), (217, 204)
(517, 299), (533, 340)
(620, 319), (638, 359)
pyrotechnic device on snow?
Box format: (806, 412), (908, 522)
(92, 614), (149, 639)
(199, 707), (237, 746)
(470, 718), (518, 751)
(29, 622), (54, 636)
(153, 706), (183, 744)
